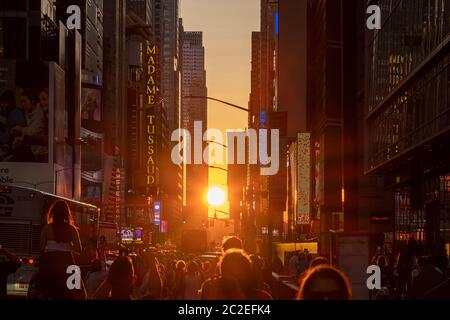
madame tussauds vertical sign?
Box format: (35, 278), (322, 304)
(146, 45), (157, 187)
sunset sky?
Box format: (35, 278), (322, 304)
(181, 0), (260, 218)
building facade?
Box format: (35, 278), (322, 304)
(153, 0), (183, 243)
(181, 31), (208, 229)
(0, 0), (83, 201)
(366, 0), (450, 254)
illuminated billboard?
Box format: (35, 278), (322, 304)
(146, 44), (158, 189)
(119, 227), (143, 244)
(297, 132), (310, 225)
(154, 200), (161, 226)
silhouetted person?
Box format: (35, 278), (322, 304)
(394, 249), (415, 298)
(222, 236), (243, 252)
(374, 255), (394, 300)
(200, 276), (246, 300)
(250, 254), (271, 294)
(408, 255), (447, 300)
(85, 259), (107, 300)
(272, 255), (283, 274)
(94, 256), (136, 300)
(181, 261), (202, 300)
(298, 256), (331, 286)
(309, 256), (329, 269)
(139, 253), (162, 299)
(434, 239), (449, 276)
(39, 200), (84, 299)
(297, 265), (352, 300)
(288, 251), (299, 279)
(218, 249), (272, 300)
(173, 260), (186, 299)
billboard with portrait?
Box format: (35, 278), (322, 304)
(0, 60), (56, 193)
(0, 61), (52, 163)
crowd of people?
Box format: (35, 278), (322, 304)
(369, 239), (449, 300)
(1, 200), (449, 300)
(33, 199), (355, 300)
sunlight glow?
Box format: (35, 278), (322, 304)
(207, 186), (226, 207)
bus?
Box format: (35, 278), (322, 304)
(0, 185), (99, 297)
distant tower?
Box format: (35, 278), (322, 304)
(181, 31), (208, 228)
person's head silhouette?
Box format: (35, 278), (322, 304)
(219, 249), (252, 293)
(297, 265), (352, 300)
(108, 256), (136, 299)
(222, 236), (243, 252)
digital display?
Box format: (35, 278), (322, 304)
(134, 228), (143, 243)
(120, 227), (143, 244)
(120, 228), (133, 243)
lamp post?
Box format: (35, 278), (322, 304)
(184, 95), (249, 113)
(205, 140), (227, 149)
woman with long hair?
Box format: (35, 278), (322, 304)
(39, 200), (85, 299)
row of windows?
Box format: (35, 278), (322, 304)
(368, 53), (450, 169)
(368, 0), (450, 111)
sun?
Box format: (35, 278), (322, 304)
(207, 187), (226, 207)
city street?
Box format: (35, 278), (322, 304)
(0, 0), (449, 305)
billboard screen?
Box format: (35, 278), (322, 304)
(119, 227), (143, 244)
(81, 87), (101, 122)
(120, 227), (134, 243)
(297, 133), (311, 225)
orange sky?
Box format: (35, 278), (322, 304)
(181, 0), (260, 218)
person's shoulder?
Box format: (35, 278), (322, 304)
(250, 289), (273, 300)
(68, 224), (81, 238)
(69, 224), (79, 232)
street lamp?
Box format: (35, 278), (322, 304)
(183, 95), (249, 113)
(12, 181), (54, 189)
(208, 165), (228, 173)
(205, 140), (227, 148)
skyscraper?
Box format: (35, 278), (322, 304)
(244, 0), (280, 254)
(124, 0), (156, 243)
(153, 0), (183, 242)
(102, 0), (127, 226)
(181, 31), (208, 228)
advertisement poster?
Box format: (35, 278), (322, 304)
(0, 60), (55, 192)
